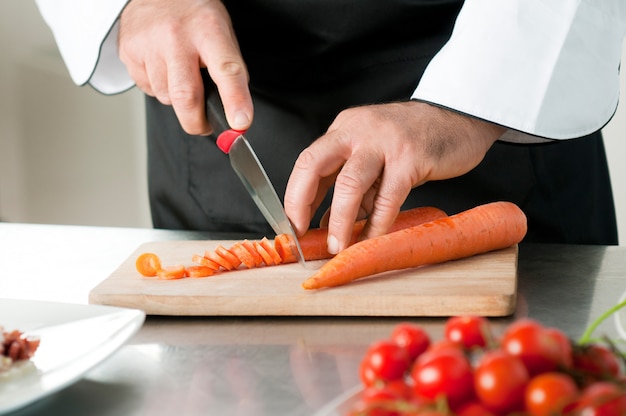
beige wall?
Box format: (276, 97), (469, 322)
(0, 1), (150, 228)
(1, 1), (626, 242)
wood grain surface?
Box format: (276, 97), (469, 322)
(89, 240), (518, 317)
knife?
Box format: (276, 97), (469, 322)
(206, 91), (307, 268)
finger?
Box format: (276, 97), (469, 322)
(319, 193), (370, 229)
(212, 60), (253, 131)
(326, 151), (384, 254)
(358, 178), (381, 220)
(201, 17), (253, 131)
(126, 62), (155, 97)
(284, 134), (349, 235)
(320, 183), (376, 229)
(359, 168), (412, 242)
(146, 57), (171, 105)
(319, 207), (330, 228)
(167, 54), (212, 135)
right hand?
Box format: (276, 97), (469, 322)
(118, 0), (253, 135)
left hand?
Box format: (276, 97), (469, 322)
(284, 101), (506, 254)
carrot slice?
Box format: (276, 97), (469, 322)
(260, 237), (282, 265)
(254, 241), (275, 266)
(275, 206), (448, 263)
(204, 249), (235, 270)
(135, 252), (162, 277)
(301, 201), (527, 290)
(215, 245), (242, 269)
(229, 242), (256, 268)
(185, 265), (215, 278)
(156, 264), (186, 280)
(274, 234), (299, 263)
(192, 254), (221, 271)
(242, 240), (264, 267)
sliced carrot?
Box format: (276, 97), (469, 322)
(192, 253), (221, 271)
(275, 206), (448, 263)
(301, 201), (527, 290)
(254, 241), (275, 266)
(215, 245), (242, 269)
(135, 252), (162, 277)
(274, 234), (299, 264)
(242, 239), (264, 267)
(185, 265), (215, 278)
(204, 249), (235, 270)
(260, 237), (282, 265)
(156, 264), (186, 280)
(229, 242), (257, 268)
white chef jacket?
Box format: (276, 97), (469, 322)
(36, 0), (626, 142)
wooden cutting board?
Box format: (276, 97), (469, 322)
(89, 240), (518, 317)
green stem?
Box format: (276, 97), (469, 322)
(579, 299), (626, 344)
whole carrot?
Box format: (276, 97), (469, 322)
(275, 206), (448, 263)
(301, 201), (527, 290)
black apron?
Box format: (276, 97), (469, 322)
(145, 0), (618, 245)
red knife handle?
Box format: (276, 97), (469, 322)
(216, 129), (247, 154)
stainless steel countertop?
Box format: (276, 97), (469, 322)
(1, 222), (625, 415)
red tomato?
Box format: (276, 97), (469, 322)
(500, 318), (563, 376)
(410, 348), (474, 408)
(425, 338), (464, 356)
(573, 343), (621, 383)
(474, 349), (530, 414)
(455, 401), (497, 416)
(544, 327), (574, 368)
(391, 322), (431, 361)
(524, 372), (579, 416)
(359, 340), (411, 387)
(361, 379), (412, 404)
(568, 382), (626, 416)
(347, 400), (403, 416)
(444, 315), (492, 350)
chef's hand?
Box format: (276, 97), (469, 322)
(118, 0), (252, 135)
(284, 101), (506, 254)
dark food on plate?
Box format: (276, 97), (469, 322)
(0, 327), (40, 377)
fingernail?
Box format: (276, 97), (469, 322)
(327, 235), (339, 255)
(232, 111), (250, 130)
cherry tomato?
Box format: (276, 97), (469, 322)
(444, 315), (492, 350)
(391, 322), (431, 361)
(359, 340), (411, 387)
(568, 381), (626, 415)
(573, 343), (621, 383)
(361, 379), (412, 404)
(455, 401), (497, 416)
(425, 338), (464, 356)
(474, 349), (530, 414)
(346, 400), (404, 416)
(410, 348), (474, 408)
(524, 372), (579, 416)
(501, 318), (563, 376)
(544, 327), (574, 368)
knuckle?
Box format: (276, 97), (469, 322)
(373, 191), (401, 213)
(335, 171), (365, 195)
(294, 148), (317, 169)
(169, 88), (202, 111)
(219, 60), (246, 78)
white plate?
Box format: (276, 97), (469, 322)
(0, 299), (145, 414)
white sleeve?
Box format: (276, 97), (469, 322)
(35, 0), (134, 95)
(412, 0), (626, 142)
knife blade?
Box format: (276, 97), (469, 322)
(206, 92), (306, 268)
